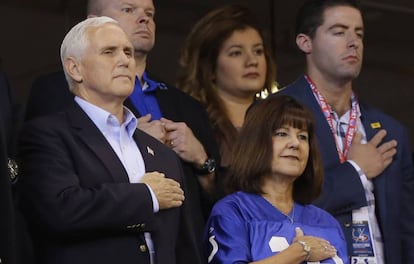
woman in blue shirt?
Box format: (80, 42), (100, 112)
(205, 95), (348, 264)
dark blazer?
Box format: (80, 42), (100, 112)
(0, 72), (33, 264)
(25, 71), (221, 263)
(275, 75), (414, 263)
(18, 103), (189, 264)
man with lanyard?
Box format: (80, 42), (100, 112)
(274, 0), (414, 263)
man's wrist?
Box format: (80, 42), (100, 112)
(193, 153), (208, 167)
(193, 157), (216, 175)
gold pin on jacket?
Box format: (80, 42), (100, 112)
(370, 122), (381, 129)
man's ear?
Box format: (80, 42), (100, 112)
(64, 57), (83, 83)
(296, 33), (312, 54)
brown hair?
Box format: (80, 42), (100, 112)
(176, 4), (276, 159)
(227, 95), (323, 204)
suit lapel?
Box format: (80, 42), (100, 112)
(359, 104), (388, 220)
(67, 105), (130, 183)
(294, 77), (342, 163)
(133, 130), (158, 172)
(359, 105), (378, 141)
(311, 96), (341, 163)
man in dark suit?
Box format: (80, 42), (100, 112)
(274, 0), (414, 263)
(25, 1), (220, 258)
(18, 17), (190, 264)
(0, 72), (33, 264)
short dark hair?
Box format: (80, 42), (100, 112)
(295, 0), (361, 38)
(227, 95), (323, 204)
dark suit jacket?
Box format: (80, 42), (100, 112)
(18, 103), (189, 264)
(275, 75), (414, 263)
(25, 71), (221, 263)
(0, 72), (33, 264)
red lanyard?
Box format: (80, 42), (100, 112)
(304, 75), (359, 163)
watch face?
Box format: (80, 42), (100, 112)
(196, 158), (216, 175)
(207, 158), (216, 173)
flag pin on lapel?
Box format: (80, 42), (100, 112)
(370, 122), (381, 129)
(147, 146), (154, 156)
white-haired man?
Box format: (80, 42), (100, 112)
(25, 3), (221, 262)
(19, 16), (187, 264)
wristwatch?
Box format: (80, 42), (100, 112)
(296, 240), (311, 261)
(8, 158), (19, 183)
(194, 157), (216, 175)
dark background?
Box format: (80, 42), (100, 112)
(1, 0), (413, 148)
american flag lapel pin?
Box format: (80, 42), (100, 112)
(147, 146), (154, 156)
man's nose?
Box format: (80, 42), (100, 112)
(136, 12), (150, 24)
(347, 33), (361, 49)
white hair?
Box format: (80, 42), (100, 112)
(60, 16), (118, 91)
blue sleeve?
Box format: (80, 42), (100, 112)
(204, 203), (250, 264)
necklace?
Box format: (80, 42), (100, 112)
(277, 206), (294, 224)
(267, 200), (295, 223)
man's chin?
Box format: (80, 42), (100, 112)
(132, 42), (155, 54)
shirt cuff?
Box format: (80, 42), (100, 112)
(145, 184), (159, 213)
(347, 160), (369, 186)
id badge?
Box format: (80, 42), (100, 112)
(351, 220), (376, 264)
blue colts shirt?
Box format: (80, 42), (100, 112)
(205, 191), (349, 264)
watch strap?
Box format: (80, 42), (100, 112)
(194, 157), (216, 175)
